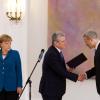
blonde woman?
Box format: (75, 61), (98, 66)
(0, 34), (22, 100)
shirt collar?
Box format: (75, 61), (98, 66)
(95, 41), (100, 50)
(55, 47), (61, 53)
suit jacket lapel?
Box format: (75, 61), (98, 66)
(52, 46), (66, 66)
(0, 49), (3, 62)
(95, 43), (100, 55)
(94, 43), (100, 64)
(4, 49), (12, 60)
(0, 49), (12, 61)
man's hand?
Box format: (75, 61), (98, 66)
(67, 66), (74, 72)
(78, 73), (86, 81)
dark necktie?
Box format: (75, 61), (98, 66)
(60, 51), (64, 59)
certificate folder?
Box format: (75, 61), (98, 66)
(66, 53), (87, 68)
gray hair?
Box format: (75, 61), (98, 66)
(83, 31), (97, 39)
(52, 32), (65, 45)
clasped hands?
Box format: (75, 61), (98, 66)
(67, 67), (86, 81)
(78, 73), (86, 81)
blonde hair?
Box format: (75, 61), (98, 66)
(0, 34), (12, 48)
(0, 34), (12, 42)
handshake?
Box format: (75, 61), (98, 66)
(67, 67), (87, 81)
(78, 73), (87, 81)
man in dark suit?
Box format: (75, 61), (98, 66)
(82, 31), (100, 95)
(39, 32), (81, 100)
